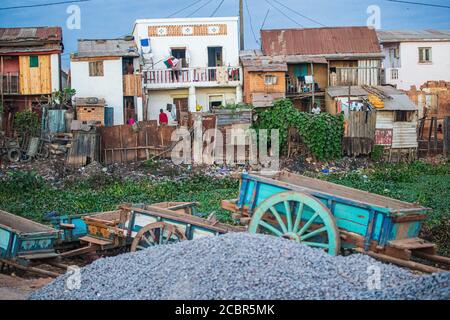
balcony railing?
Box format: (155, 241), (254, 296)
(285, 77), (322, 95)
(143, 66), (241, 86)
(1, 72), (19, 94)
(330, 67), (381, 86)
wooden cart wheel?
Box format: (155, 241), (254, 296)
(248, 192), (341, 255)
(130, 222), (186, 252)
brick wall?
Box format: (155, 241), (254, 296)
(76, 106), (105, 124)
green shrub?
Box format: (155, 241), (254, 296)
(13, 111), (40, 136)
(253, 99), (344, 161)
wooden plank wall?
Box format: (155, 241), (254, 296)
(66, 131), (100, 167)
(19, 55), (51, 95)
(99, 121), (177, 164)
(123, 74), (142, 97)
(343, 111), (376, 156)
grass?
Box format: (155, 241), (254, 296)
(0, 172), (239, 223)
(0, 160), (448, 255)
(320, 161), (450, 256)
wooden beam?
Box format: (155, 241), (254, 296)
(354, 248), (444, 273)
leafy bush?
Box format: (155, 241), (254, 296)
(253, 99), (344, 161)
(13, 111), (40, 136)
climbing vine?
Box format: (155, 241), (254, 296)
(252, 99), (344, 161)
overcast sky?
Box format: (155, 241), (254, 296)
(1, 0), (450, 69)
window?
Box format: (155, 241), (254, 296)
(89, 61), (104, 77)
(29, 55), (39, 68)
(264, 75), (278, 85)
(209, 94), (224, 109)
(418, 47), (432, 63)
(391, 69), (399, 80)
(394, 111), (411, 122)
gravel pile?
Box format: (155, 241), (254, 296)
(30, 233), (450, 300)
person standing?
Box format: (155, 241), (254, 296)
(311, 103), (321, 115)
(171, 56), (181, 82)
(159, 109), (169, 125)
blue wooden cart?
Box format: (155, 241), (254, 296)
(222, 171), (449, 273)
(0, 210), (63, 277)
(59, 202), (242, 255)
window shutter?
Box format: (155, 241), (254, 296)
(30, 55), (39, 68)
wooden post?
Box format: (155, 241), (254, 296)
(444, 116), (450, 157)
(1, 56), (3, 132)
(239, 0), (245, 50)
(311, 62), (315, 110)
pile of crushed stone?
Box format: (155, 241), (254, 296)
(30, 233), (450, 300)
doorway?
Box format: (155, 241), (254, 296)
(173, 97), (188, 123)
(124, 97), (136, 123)
(207, 47), (223, 67)
(171, 48), (188, 67)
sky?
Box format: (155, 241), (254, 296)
(1, 0), (450, 70)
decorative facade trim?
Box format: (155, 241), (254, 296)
(148, 24), (227, 37)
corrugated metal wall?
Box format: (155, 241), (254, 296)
(376, 111), (418, 148)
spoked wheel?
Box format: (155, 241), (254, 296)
(130, 222), (187, 252)
(248, 192), (340, 255)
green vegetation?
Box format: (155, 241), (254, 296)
(0, 172), (239, 223)
(13, 110), (40, 136)
(253, 99), (344, 161)
(320, 161), (450, 256)
(0, 160), (448, 255)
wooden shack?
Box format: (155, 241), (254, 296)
(240, 50), (287, 107)
(325, 85), (418, 160)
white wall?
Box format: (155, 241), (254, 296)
(50, 54), (60, 92)
(70, 58), (124, 125)
(147, 87), (237, 123)
(384, 41), (450, 90)
(133, 17), (240, 69)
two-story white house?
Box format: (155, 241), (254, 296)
(378, 30), (450, 91)
(132, 17), (242, 124)
(70, 38), (142, 125)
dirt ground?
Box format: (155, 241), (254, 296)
(0, 274), (52, 300)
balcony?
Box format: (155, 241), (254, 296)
(329, 67), (381, 86)
(142, 66), (241, 89)
(285, 77), (324, 96)
(1, 72), (19, 94)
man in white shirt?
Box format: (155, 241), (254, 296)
(311, 103), (321, 115)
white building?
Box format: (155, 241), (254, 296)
(378, 30), (450, 91)
(132, 17), (242, 124)
(70, 38), (142, 125)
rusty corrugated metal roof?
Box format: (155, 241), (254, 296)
(0, 26), (63, 54)
(261, 26), (382, 57)
(240, 50), (287, 72)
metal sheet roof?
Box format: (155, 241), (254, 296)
(326, 85), (417, 111)
(326, 86), (369, 97)
(377, 30), (450, 42)
(0, 27), (63, 54)
(240, 50), (287, 72)
(73, 38), (139, 58)
(261, 26), (382, 57)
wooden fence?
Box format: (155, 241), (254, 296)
(343, 111), (376, 156)
(99, 121), (177, 164)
